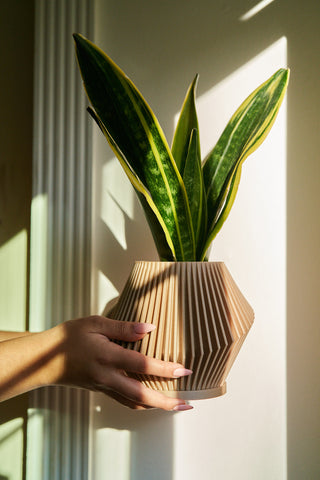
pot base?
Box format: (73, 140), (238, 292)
(160, 383), (226, 400)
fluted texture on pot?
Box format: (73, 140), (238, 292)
(108, 262), (254, 399)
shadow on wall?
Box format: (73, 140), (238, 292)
(0, 395), (29, 426)
(0, 1), (33, 249)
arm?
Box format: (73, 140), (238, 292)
(0, 316), (193, 411)
(0, 327), (65, 401)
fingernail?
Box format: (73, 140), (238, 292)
(173, 368), (193, 378)
(172, 404), (194, 412)
(133, 323), (156, 334)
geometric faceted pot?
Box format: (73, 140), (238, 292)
(108, 261), (254, 400)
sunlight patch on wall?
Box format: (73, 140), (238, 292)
(101, 158), (135, 251)
(93, 427), (131, 480)
(97, 270), (119, 315)
(0, 417), (24, 479)
(26, 408), (44, 480)
(0, 229), (27, 330)
(239, 0), (276, 21)
(173, 37), (288, 479)
(29, 194), (48, 332)
(197, 36), (288, 262)
(194, 36), (287, 160)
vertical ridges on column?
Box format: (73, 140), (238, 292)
(29, 1), (93, 479)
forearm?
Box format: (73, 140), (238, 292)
(0, 325), (66, 402)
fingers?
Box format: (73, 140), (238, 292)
(106, 390), (150, 410)
(94, 317), (193, 379)
(107, 342), (192, 379)
(106, 372), (193, 411)
(82, 316), (194, 411)
(92, 316), (156, 342)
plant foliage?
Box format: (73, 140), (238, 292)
(74, 33), (289, 261)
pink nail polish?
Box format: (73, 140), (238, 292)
(134, 323), (156, 334)
(172, 404), (193, 412)
(173, 368), (193, 378)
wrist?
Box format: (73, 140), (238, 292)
(34, 324), (67, 388)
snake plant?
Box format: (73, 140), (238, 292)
(73, 33), (289, 261)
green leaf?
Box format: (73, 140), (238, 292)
(171, 75), (200, 174)
(74, 33), (195, 261)
(136, 193), (176, 261)
(183, 129), (207, 257)
(202, 68), (289, 258)
(87, 106), (175, 260)
(200, 165), (242, 260)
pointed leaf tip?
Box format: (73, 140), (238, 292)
(172, 74), (201, 174)
(73, 32), (82, 45)
(73, 32), (85, 42)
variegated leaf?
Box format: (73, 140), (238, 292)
(74, 33), (195, 260)
(201, 68), (289, 258)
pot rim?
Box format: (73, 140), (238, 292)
(134, 260), (225, 265)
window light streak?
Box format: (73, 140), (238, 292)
(0, 229), (27, 330)
(26, 409), (44, 480)
(239, 0), (276, 21)
(29, 194), (48, 332)
(95, 428), (131, 480)
(0, 418), (24, 478)
(97, 271), (118, 315)
(101, 158), (135, 251)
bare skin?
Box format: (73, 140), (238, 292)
(0, 316), (193, 411)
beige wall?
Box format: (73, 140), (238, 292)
(0, 1), (34, 479)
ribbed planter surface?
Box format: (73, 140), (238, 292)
(108, 261), (254, 400)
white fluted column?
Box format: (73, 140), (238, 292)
(28, 1), (94, 479)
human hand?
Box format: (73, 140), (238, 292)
(56, 316), (193, 411)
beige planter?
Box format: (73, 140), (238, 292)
(108, 261), (254, 400)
